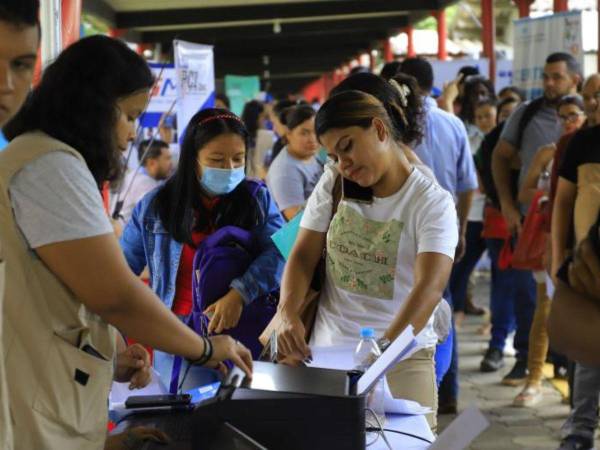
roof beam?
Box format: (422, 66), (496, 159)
(116, 0), (441, 29)
(140, 15), (407, 43)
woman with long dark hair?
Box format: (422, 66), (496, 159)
(1, 36), (252, 449)
(276, 75), (458, 431)
(121, 108), (285, 388)
(241, 99), (275, 179)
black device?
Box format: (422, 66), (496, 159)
(342, 177), (373, 204)
(124, 394), (191, 409)
(191, 361), (366, 450)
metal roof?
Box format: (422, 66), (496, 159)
(85, 0), (458, 92)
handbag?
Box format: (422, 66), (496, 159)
(512, 190), (549, 271)
(481, 205), (511, 240)
(259, 174), (343, 351)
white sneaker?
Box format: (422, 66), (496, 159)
(504, 332), (516, 357)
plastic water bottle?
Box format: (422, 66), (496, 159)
(354, 327), (386, 428)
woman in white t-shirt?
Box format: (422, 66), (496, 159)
(277, 74), (458, 430)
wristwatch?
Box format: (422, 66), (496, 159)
(377, 337), (391, 353)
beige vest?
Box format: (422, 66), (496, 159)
(0, 132), (117, 450)
(0, 241), (13, 449)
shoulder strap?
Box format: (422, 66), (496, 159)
(516, 97), (545, 150)
(330, 172), (343, 221)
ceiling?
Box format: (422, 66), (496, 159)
(85, 0), (458, 93)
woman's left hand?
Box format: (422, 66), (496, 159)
(114, 343), (152, 389)
(205, 289), (244, 334)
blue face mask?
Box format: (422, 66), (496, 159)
(199, 166), (245, 196)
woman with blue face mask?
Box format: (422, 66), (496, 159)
(120, 108), (285, 388)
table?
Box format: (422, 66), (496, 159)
(369, 414), (435, 449)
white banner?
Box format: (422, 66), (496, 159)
(513, 11), (583, 99)
(429, 58), (513, 94)
(174, 40), (215, 135)
(140, 62), (177, 130)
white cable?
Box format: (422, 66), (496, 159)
(365, 408), (392, 450)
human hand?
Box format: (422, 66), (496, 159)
(454, 233), (466, 263)
(104, 427), (169, 450)
(206, 335), (253, 379)
(501, 203), (522, 236)
(205, 289), (244, 334)
(277, 316), (311, 360)
(114, 344), (152, 389)
(441, 73), (464, 105)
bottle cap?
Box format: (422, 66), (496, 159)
(360, 327), (375, 339)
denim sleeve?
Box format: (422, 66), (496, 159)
(454, 120), (479, 193)
(230, 187), (286, 304)
(119, 200), (148, 276)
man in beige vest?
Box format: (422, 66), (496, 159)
(0, 2), (40, 449)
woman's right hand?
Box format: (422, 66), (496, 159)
(277, 316), (311, 360)
(206, 335), (253, 379)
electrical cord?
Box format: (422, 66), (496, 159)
(365, 408), (392, 450)
(366, 427), (434, 445)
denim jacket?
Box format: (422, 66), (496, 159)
(120, 183), (285, 309)
(120, 182), (285, 387)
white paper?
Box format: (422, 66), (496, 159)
(109, 369), (167, 411)
(428, 406), (489, 450)
(307, 344), (356, 371)
(383, 378), (431, 415)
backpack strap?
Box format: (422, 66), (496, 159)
(244, 178), (266, 198)
(515, 97), (545, 150)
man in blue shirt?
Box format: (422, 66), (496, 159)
(394, 57), (478, 415)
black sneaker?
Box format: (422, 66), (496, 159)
(501, 359), (528, 386)
(480, 347), (504, 372)
(557, 435), (594, 450)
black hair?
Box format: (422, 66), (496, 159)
(459, 76), (497, 124)
(557, 94), (584, 111)
(546, 52), (582, 85)
(496, 97), (520, 124)
(458, 65), (480, 83)
(329, 72), (423, 145)
(399, 57), (434, 92)
(285, 104), (316, 131)
(0, 0), (39, 28)
(379, 61), (402, 81)
(153, 108), (263, 246)
(475, 98), (497, 111)
(241, 100), (265, 146)
(498, 85), (526, 102)
(4, 35), (154, 187)
(350, 66), (370, 75)
(273, 99), (305, 126)
(216, 92), (231, 109)
(138, 139), (169, 165)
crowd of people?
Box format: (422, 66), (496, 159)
(2, 1), (600, 450)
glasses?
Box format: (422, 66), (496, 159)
(558, 112), (585, 123)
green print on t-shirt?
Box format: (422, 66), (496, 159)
(327, 204), (403, 300)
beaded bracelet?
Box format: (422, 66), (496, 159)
(189, 336), (213, 366)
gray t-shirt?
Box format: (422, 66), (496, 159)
(500, 101), (561, 188)
(266, 147), (324, 212)
(9, 151), (113, 249)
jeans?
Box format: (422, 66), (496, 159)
(450, 221), (486, 312)
(561, 363), (600, 441)
(486, 238), (536, 360)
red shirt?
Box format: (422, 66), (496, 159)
(171, 198), (219, 315)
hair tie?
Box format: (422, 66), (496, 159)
(388, 79), (410, 127)
(198, 114), (243, 127)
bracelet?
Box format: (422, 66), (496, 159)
(189, 336), (213, 366)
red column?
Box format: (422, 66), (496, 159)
(406, 26), (416, 58)
(61, 0), (81, 47)
(514, 0), (534, 18)
(553, 0), (568, 11)
(481, 0), (496, 84)
(383, 39), (393, 63)
(434, 10), (447, 60)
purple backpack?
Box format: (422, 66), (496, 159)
(170, 180), (277, 392)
